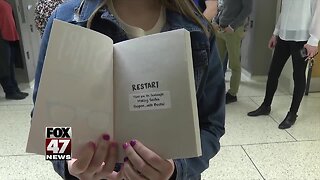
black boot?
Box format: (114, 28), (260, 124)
(247, 105), (271, 116)
(226, 92), (237, 104)
(278, 112), (297, 129)
(5, 92), (27, 100)
(16, 90), (29, 97)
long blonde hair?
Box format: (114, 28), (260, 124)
(86, 0), (213, 36)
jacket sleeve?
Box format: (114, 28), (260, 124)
(32, 10), (78, 180)
(230, 0), (253, 29)
(308, 0), (320, 46)
(174, 35), (226, 179)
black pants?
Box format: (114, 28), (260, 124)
(0, 40), (19, 94)
(262, 38), (308, 114)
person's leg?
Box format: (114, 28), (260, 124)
(215, 32), (227, 65)
(248, 38), (291, 116)
(8, 41), (28, 96)
(278, 41), (308, 129)
(0, 40), (26, 100)
(8, 41), (19, 90)
(263, 38), (291, 106)
(224, 26), (244, 97)
(289, 41), (308, 114)
(0, 40), (16, 95)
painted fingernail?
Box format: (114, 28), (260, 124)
(122, 142), (129, 149)
(130, 139), (136, 147)
(124, 157), (129, 162)
(103, 134), (110, 141)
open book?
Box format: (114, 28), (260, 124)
(26, 20), (201, 161)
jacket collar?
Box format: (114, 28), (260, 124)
(73, 0), (205, 34)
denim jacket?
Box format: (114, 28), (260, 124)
(33, 0), (225, 179)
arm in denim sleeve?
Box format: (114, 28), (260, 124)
(32, 11), (78, 180)
(174, 36), (226, 179)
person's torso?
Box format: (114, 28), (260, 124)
(105, 0), (166, 39)
(45, 0), (212, 98)
(278, 0), (316, 41)
(219, 0), (243, 25)
(0, 0), (19, 41)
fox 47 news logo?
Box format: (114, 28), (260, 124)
(45, 127), (72, 160)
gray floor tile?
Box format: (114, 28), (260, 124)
(0, 110), (32, 156)
(243, 141), (320, 180)
(0, 155), (62, 180)
(202, 146), (263, 180)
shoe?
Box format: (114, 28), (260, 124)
(226, 92), (237, 104)
(278, 112), (297, 129)
(5, 92), (27, 100)
(17, 90), (29, 97)
(247, 105), (271, 116)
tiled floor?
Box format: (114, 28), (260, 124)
(0, 74), (319, 180)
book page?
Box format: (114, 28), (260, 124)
(113, 29), (201, 160)
(26, 20), (114, 157)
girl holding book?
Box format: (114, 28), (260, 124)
(33, 0), (225, 179)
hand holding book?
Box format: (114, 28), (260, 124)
(67, 134), (120, 179)
(67, 134), (175, 180)
(122, 139), (175, 180)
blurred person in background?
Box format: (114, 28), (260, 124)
(194, 0), (218, 21)
(248, 0), (320, 129)
(34, 0), (64, 36)
(214, 0), (253, 104)
(0, 0), (28, 100)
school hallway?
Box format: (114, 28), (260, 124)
(0, 72), (319, 180)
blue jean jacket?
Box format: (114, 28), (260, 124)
(33, 0), (225, 179)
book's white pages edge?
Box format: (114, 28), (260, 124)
(184, 30), (202, 156)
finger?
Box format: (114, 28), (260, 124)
(268, 41), (273, 49)
(128, 140), (168, 172)
(115, 164), (126, 180)
(69, 141), (95, 175)
(95, 142), (118, 177)
(123, 142), (160, 179)
(95, 171), (119, 180)
(124, 161), (147, 180)
(86, 134), (111, 174)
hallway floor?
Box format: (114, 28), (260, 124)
(0, 75), (319, 180)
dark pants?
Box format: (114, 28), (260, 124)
(263, 38), (308, 114)
(0, 40), (20, 94)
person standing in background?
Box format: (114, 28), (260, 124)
(0, 0), (28, 100)
(194, 0), (218, 21)
(214, 0), (253, 104)
(34, 0), (64, 36)
(248, 0), (319, 129)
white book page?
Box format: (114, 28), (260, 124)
(113, 29), (201, 160)
(26, 20), (114, 157)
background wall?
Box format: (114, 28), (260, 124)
(241, 0), (279, 76)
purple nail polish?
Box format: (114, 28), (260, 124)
(130, 139), (136, 147)
(103, 134), (110, 141)
(124, 157), (129, 162)
(122, 142), (129, 149)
